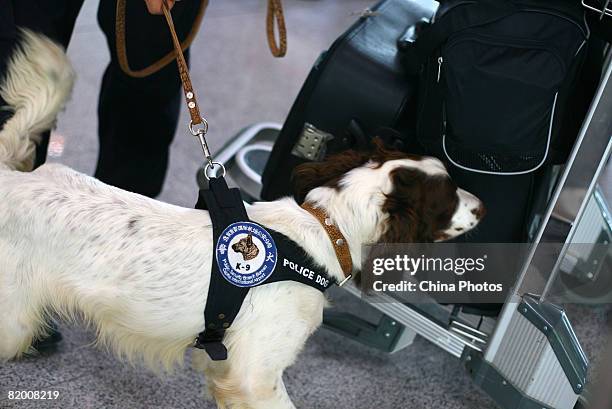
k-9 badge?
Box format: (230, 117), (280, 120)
(216, 222), (278, 288)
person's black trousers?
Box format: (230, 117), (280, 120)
(0, 0), (202, 197)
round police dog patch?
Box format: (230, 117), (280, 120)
(216, 222), (278, 287)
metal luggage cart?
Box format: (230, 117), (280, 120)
(198, 19), (612, 409)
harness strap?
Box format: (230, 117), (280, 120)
(194, 177), (250, 360)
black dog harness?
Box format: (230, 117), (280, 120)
(194, 177), (337, 360)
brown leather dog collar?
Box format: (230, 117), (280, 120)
(301, 203), (353, 286)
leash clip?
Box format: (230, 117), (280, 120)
(189, 118), (226, 180)
(189, 117), (209, 137)
(190, 118), (212, 161)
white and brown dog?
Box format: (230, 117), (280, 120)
(0, 32), (484, 409)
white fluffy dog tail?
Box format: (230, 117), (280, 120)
(0, 29), (75, 171)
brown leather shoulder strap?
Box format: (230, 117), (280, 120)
(115, 0), (207, 126)
(267, 0), (287, 57)
(116, 0), (287, 127)
(116, 0), (286, 84)
(115, 0), (208, 79)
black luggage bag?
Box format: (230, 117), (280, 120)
(261, 0), (434, 200)
(403, 0), (606, 242)
(261, 0), (606, 243)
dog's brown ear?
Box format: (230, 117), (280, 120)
(379, 167), (422, 243)
(292, 149), (370, 203)
(291, 136), (411, 203)
(246, 234), (253, 245)
(369, 136), (414, 163)
(292, 149), (368, 203)
(380, 205), (419, 244)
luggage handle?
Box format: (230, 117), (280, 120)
(582, 0), (612, 19)
(397, 18), (432, 51)
(583, 0), (612, 42)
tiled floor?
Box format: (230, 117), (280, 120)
(1, 1), (611, 409)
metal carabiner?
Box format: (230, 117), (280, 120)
(188, 117), (226, 179)
(189, 118), (213, 163)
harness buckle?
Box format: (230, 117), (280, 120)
(193, 331), (229, 361)
(338, 274), (353, 287)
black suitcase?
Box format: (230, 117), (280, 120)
(261, 0), (435, 200)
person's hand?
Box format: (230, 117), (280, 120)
(144, 0), (176, 15)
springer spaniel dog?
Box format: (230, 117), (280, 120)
(0, 31), (484, 409)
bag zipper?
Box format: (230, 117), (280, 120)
(521, 7), (588, 38)
(416, 53), (441, 146)
(435, 1), (587, 39)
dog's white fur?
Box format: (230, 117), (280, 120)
(0, 30), (75, 171)
(0, 32), (482, 409)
